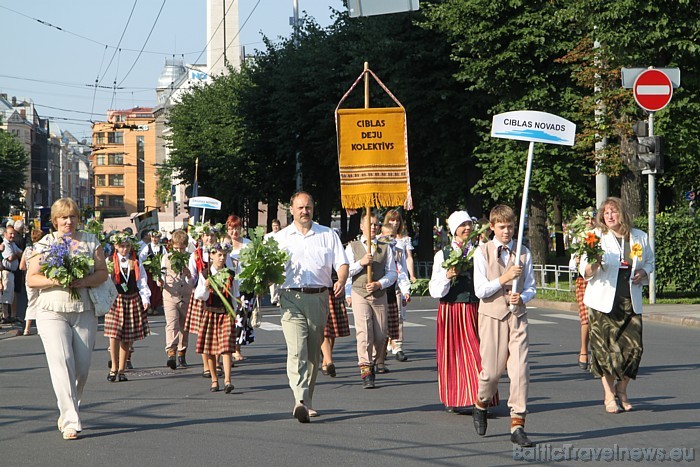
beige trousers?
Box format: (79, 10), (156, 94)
(351, 291), (388, 367)
(163, 294), (190, 353)
(477, 312), (529, 418)
(280, 289), (329, 406)
(36, 308), (97, 433)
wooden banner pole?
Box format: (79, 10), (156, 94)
(363, 62), (373, 279)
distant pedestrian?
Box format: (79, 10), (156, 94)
(19, 229), (45, 335)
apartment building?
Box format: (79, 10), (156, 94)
(91, 107), (163, 218)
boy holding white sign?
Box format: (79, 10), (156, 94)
(471, 205), (536, 447)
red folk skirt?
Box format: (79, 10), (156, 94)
(104, 292), (150, 342)
(196, 308), (236, 355)
(324, 291), (351, 338)
(575, 276), (589, 325)
(436, 301), (498, 408)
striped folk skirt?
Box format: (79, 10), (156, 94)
(183, 291), (205, 335)
(588, 296), (643, 380)
(324, 291), (351, 338)
(196, 309), (237, 355)
(104, 292), (150, 341)
(575, 276), (589, 325)
(436, 301), (498, 408)
(386, 295), (400, 340)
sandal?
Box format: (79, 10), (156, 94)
(210, 381), (220, 392)
(202, 370), (211, 378)
(326, 363), (336, 378)
(616, 390), (633, 412)
(321, 365), (329, 376)
(107, 371), (117, 382)
(578, 353), (589, 371)
(118, 372), (128, 382)
(62, 428), (78, 440)
(604, 397), (621, 414)
(224, 381), (234, 394)
(216, 366), (224, 377)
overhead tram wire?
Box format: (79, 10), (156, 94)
(117, 0), (167, 88)
(90, 45), (110, 118)
(0, 4), (200, 57)
(97, 0), (138, 87)
(109, 49), (123, 110)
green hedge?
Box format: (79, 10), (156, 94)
(638, 212), (700, 294)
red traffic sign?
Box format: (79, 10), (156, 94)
(633, 69), (673, 112)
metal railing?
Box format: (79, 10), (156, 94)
(415, 261), (575, 294)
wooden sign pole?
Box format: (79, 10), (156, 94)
(363, 61), (373, 279)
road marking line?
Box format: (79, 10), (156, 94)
(542, 313), (580, 321)
(259, 322), (283, 332)
(402, 321), (425, 327)
(527, 319), (556, 325)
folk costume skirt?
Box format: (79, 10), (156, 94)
(436, 301), (498, 408)
(196, 309), (236, 355)
(324, 291), (350, 338)
(575, 276), (589, 326)
(183, 291), (205, 335)
(588, 296), (643, 380)
(104, 292), (150, 341)
(386, 293), (400, 340)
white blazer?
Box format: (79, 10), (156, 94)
(579, 228), (654, 314)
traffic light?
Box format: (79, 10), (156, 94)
(173, 201), (179, 215)
(634, 135), (664, 174)
(182, 200), (189, 217)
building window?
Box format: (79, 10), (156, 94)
(109, 196), (124, 207)
(95, 132), (105, 144)
(108, 174), (124, 187)
(97, 195), (107, 207)
(96, 154), (106, 166)
(96, 175), (106, 187)
(108, 132), (123, 144)
(108, 153), (124, 165)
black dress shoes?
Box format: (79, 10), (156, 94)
(472, 406), (488, 436)
(167, 354), (177, 370)
(362, 374), (376, 389)
(445, 406), (471, 415)
(510, 427), (534, 447)
(395, 351), (408, 362)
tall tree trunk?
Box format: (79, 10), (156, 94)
(528, 191), (549, 265)
(621, 169), (644, 219)
(552, 195), (565, 257)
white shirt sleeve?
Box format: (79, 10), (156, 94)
(473, 247), (502, 300)
(137, 261), (151, 306)
(429, 250), (451, 299)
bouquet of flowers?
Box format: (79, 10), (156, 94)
(190, 221), (224, 241)
(168, 250), (191, 276)
(40, 234), (94, 300)
(568, 210), (604, 266)
(441, 223), (489, 278)
(238, 226), (290, 297)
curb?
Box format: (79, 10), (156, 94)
(530, 299), (700, 329)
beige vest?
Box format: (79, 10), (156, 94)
(162, 252), (193, 302)
(350, 239), (388, 299)
(478, 241), (527, 320)
(36, 232), (98, 313)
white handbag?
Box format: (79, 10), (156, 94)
(89, 279), (119, 317)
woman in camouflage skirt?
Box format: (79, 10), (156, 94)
(579, 197), (654, 414)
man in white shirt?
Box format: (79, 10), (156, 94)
(275, 192), (348, 423)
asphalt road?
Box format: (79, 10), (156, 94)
(1, 297), (698, 466)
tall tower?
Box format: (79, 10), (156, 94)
(207, 0), (241, 78)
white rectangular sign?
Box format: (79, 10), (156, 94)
(491, 110), (576, 146)
(347, 0), (419, 18)
(188, 196), (222, 210)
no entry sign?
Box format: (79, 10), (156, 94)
(633, 69), (673, 112)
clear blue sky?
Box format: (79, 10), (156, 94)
(0, 0), (344, 140)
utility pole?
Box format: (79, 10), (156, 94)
(292, 0), (302, 191)
(593, 39), (608, 208)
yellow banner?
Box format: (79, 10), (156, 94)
(337, 107), (409, 209)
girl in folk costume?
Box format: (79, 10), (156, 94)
(225, 214), (252, 361)
(429, 211), (497, 413)
(184, 223), (232, 377)
(105, 232), (151, 382)
(139, 230), (166, 315)
(194, 242), (239, 393)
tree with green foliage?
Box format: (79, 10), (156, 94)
(0, 130), (29, 216)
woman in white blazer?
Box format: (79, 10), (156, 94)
(579, 197), (654, 414)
